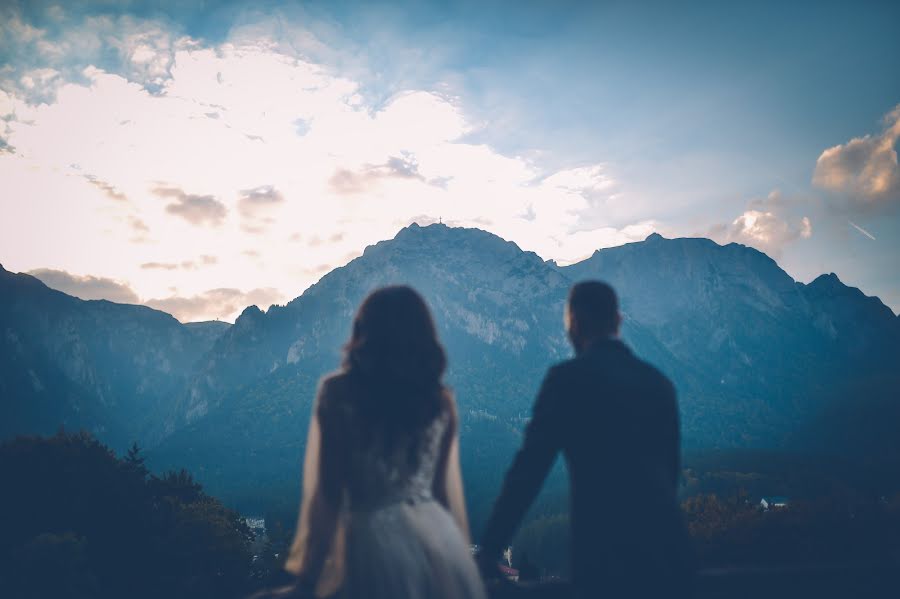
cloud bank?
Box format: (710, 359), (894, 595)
(0, 15), (656, 321)
(145, 287), (283, 323)
(28, 268), (140, 304)
(238, 185), (284, 233)
(28, 266), (280, 323)
(710, 191), (812, 256)
(813, 104), (900, 208)
(153, 186), (227, 227)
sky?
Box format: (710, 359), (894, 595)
(1, 0), (899, 322)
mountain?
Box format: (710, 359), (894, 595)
(562, 234), (900, 448)
(154, 224), (579, 516)
(2, 224), (898, 528)
(145, 225), (899, 522)
(0, 265), (230, 448)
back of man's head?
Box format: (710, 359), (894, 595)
(567, 281), (619, 342)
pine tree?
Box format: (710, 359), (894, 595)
(124, 441), (148, 478)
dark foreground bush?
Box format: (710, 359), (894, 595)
(0, 432), (256, 599)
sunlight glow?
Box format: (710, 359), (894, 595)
(0, 38), (648, 320)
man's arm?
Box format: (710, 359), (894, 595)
(480, 365), (566, 561)
(664, 377), (681, 490)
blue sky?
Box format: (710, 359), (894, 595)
(1, 0), (898, 320)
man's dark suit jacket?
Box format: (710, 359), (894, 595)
(480, 338), (694, 598)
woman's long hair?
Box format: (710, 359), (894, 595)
(343, 286), (447, 454)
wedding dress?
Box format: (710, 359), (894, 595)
(284, 374), (487, 599)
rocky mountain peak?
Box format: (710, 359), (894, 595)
(804, 272), (897, 326)
(809, 272), (844, 290)
(388, 222), (524, 258)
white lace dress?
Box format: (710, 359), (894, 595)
(284, 374), (487, 599)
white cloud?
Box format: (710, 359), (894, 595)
(28, 266), (279, 322)
(153, 186), (227, 227)
(145, 287), (284, 323)
(0, 10), (187, 100)
(1, 16), (653, 320)
(549, 221), (659, 265)
(141, 255), (218, 270)
(329, 155), (426, 195)
(85, 174), (127, 202)
(813, 104), (900, 207)
(19, 67), (60, 91)
(237, 185), (284, 233)
(709, 190), (812, 256)
(28, 268), (140, 304)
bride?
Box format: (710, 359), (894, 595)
(281, 286), (487, 599)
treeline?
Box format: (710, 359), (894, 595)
(683, 492), (900, 567)
(0, 432), (260, 599)
(509, 450), (900, 578)
(3, 433), (898, 597)
(510, 494), (900, 579)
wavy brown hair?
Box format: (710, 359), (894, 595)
(342, 286), (448, 453)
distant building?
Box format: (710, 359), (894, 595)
(760, 496), (789, 511)
(244, 517), (269, 562)
(244, 516), (268, 550)
(500, 546), (519, 581)
(469, 544), (519, 582)
(245, 517), (267, 533)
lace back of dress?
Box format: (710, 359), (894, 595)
(345, 408), (449, 511)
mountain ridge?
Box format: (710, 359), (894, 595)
(5, 225), (898, 444)
(0, 264), (231, 446)
(139, 224), (900, 518)
(3, 225), (899, 522)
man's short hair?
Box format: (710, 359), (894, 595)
(568, 281), (619, 336)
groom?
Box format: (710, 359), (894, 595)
(478, 281), (694, 598)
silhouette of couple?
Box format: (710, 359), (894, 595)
(261, 281), (693, 599)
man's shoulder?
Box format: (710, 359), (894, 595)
(584, 342), (676, 395)
(632, 356), (677, 398)
(547, 346), (632, 379)
(548, 355), (578, 373)
(545, 344), (676, 397)
(544, 355), (584, 382)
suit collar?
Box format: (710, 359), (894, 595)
(582, 336), (631, 357)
